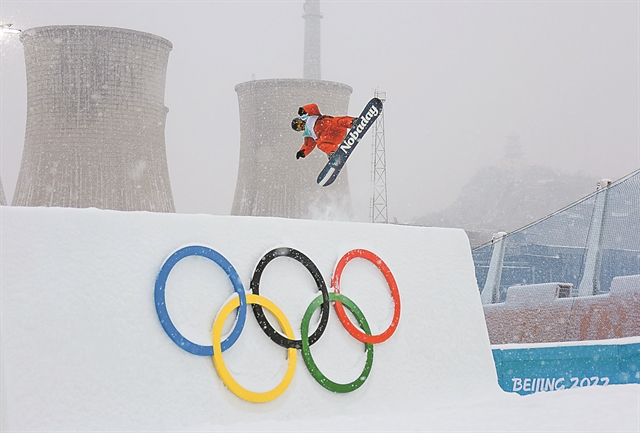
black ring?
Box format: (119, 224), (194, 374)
(250, 247), (330, 349)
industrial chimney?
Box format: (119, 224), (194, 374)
(12, 26), (175, 212)
(303, 0), (322, 79)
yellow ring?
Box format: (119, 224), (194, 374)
(211, 293), (297, 403)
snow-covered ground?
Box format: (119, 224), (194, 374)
(1, 206), (638, 431)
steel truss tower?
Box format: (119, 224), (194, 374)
(370, 90), (388, 223)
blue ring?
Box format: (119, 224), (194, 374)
(154, 245), (247, 356)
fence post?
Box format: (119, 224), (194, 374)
(577, 179), (612, 297)
(480, 232), (507, 304)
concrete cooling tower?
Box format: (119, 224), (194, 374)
(0, 177), (6, 206)
(12, 26), (175, 212)
(231, 79), (353, 220)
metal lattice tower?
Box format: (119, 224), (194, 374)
(370, 90), (388, 223)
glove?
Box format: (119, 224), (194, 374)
(296, 150), (306, 159)
(298, 107), (306, 116)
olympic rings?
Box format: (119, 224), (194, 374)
(154, 245), (247, 356)
(155, 245), (400, 403)
(250, 247), (329, 350)
(332, 249), (401, 344)
(301, 293), (374, 393)
(212, 294), (297, 403)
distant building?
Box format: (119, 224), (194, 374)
(504, 131), (524, 161)
(13, 26), (175, 212)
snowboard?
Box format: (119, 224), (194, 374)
(317, 97), (383, 187)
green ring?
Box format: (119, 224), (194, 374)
(300, 292), (374, 393)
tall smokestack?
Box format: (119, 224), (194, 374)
(12, 26), (175, 212)
(303, 0), (322, 79)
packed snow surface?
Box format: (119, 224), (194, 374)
(1, 206), (637, 431)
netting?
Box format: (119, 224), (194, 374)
(473, 169), (640, 302)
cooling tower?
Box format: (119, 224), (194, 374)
(12, 26), (175, 212)
(0, 177), (6, 206)
(231, 79), (353, 220)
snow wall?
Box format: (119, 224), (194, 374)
(0, 206), (498, 431)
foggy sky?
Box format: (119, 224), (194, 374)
(1, 1), (638, 223)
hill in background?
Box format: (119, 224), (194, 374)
(413, 134), (596, 248)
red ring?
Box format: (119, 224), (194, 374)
(331, 249), (400, 344)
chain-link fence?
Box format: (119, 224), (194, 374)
(473, 169), (640, 303)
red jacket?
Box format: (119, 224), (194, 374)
(297, 103), (355, 157)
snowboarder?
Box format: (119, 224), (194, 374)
(291, 103), (357, 160)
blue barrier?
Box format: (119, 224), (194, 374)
(492, 342), (640, 395)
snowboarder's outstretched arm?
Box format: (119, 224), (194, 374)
(296, 136), (316, 159)
(336, 116), (356, 129)
(299, 103), (321, 116)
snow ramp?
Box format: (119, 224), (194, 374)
(0, 206), (498, 430)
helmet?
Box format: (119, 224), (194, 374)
(291, 117), (305, 132)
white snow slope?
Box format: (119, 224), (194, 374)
(1, 206), (638, 432)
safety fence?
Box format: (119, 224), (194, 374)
(473, 169), (640, 302)
(473, 169), (640, 345)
